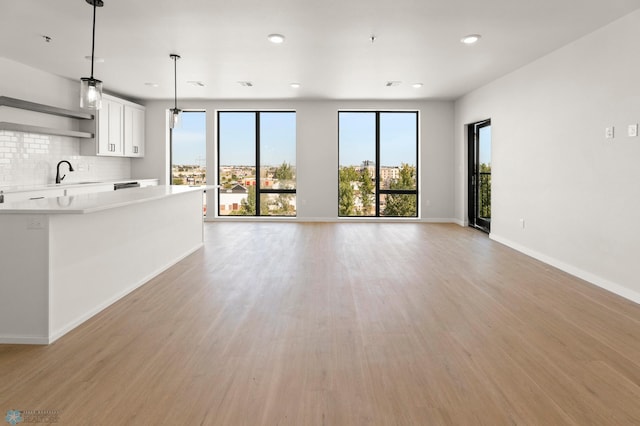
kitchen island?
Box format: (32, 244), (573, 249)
(0, 185), (204, 344)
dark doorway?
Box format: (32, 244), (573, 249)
(468, 119), (491, 233)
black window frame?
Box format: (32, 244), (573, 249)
(216, 110), (297, 217)
(338, 110), (419, 217)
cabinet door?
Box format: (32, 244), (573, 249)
(95, 98), (124, 156)
(107, 100), (124, 156)
(124, 105), (145, 157)
(96, 100), (111, 155)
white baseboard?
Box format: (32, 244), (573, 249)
(207, 216), (461, 224)
(47, 242), (205, 344)
(423, 217), (465, 226)
(0, 335), (50, 345)
(490, 234), (640, 305)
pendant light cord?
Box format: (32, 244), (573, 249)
(90, 0), (97, 79)
(174, 56), (178, 110)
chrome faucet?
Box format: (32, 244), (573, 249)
(55, 160), (74, 184)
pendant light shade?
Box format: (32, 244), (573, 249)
(80, 0), (104, 110)
(169, 107), (181, 128)
(80, 77), (103, 110)
(169, 54), (181, 129)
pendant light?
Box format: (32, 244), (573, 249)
(169, 54), (181, 129)
(80, 0), (104, 110)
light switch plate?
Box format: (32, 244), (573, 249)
(605, 127), (614, 139)
(628, 124), (638, 137)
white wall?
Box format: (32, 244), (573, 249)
(134, 99), (456, 221)
(454, 10), (640, 302)
(0, 58), (131, 189)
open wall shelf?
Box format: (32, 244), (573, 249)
(0, 122), (94, 139)
(0, 96), (95, 138)
(0, 96), (94, 120)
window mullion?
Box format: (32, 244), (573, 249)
(375, 112), (381, 217)
(255, 112), (261, 216)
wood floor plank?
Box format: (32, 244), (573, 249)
(1, 223), (639, 425)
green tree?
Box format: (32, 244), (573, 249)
(231, 185), (269, 216)
(267, 194), (295, 216)
(172, 177), (185, 185)
(360, 169), (374, 215)
(339, 166), (359, 216)
(233, 185), (256, 215)
(383, 163), (416, 217)
(273, 162), (294, 181)
(479, 163), (491, 219)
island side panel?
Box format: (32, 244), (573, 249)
(48, 189), (204, 342)
(0, 214), (50, 343)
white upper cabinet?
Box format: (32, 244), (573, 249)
(81, 94), (145, 158)
(101, 97), (123, 156)
(124, 104), (145, 157)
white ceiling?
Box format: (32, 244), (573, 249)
(1, 0), (639, 102)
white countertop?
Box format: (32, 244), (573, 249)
(0, 178), (158, 194)
(0, 185), (204, 214)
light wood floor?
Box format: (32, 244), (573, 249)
(1, 223), (640, 425)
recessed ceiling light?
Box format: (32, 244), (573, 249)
(461, 34), (481, 45)
(267, 34), (285, 44)
(144, 82), (159, 88)
(238, 81), (253, 87)
(412, 83), (424, 88)
(187, 81), (206, 87)
(85, 55), (105, 63)
(385, 81), (401, 87)
(290, 83), (301, 88)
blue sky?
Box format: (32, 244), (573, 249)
(172, 111), (206, 165)
(339, 112), (418, 167)
(218, 112), (296, 166)
(173, 110), (422, 168)
(479, 125), (492, 166)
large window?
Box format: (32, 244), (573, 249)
(338, 111), (418, 217)
(217, 111), (296, 216)
(170, 110), (207, 214)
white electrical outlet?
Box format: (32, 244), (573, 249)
(27, 215), (45, 230)
(605, 127), (614, 139)
(519, 218), (525, 229)
(628, 124), (638, 137)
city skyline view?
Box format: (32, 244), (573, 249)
(172, 110), (420, 217)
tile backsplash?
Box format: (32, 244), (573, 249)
(0, 130), (130, 190)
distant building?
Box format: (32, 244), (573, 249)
(230, 184), (248, 193)
(242, 177), (273, 188)
(380, 166), (400, 183)
(220, 185), (248, 213)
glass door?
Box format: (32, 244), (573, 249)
(468, 119), (491, 232)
